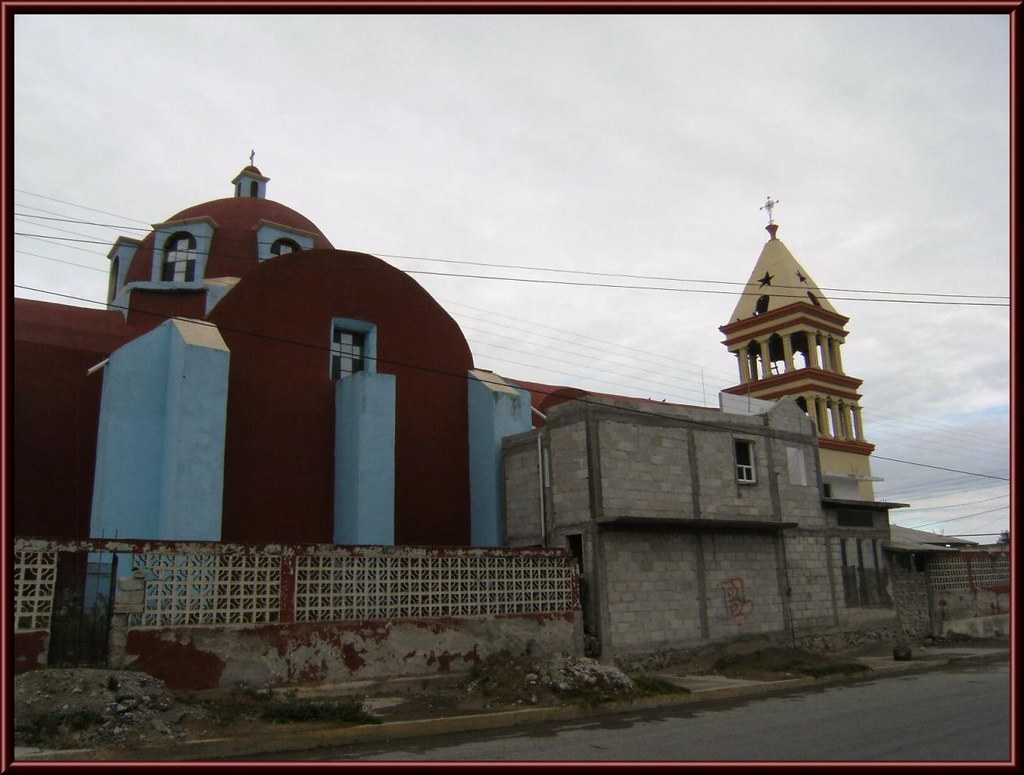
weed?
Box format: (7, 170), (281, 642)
(259, 697), (380, 725)
(19, 709), (106, 746)
(631, 675), (691, 695)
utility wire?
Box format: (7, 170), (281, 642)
(12, 219), (1010, 306)
(14, 282), (1010, 488)
(13, 204), (1010, 302)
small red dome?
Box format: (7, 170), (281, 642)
(123, 196), (334, 285)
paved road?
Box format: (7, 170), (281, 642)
(287, 661), (1011, 762)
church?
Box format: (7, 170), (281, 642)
(15, 171), (906, 664)
(14, 164), (531, 549)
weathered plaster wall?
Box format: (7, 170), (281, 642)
(116, 613), (581, 691)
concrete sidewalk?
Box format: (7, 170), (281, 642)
(13, 645), (1009, 762)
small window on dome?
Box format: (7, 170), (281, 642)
(754, 295), (770, 315)
(161, 232), (197, 282)
(271, 238), (302, 256)
(249, 181), (258, 197)
(108, 256), (120, 302)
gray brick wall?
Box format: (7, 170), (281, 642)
(600, 531), (703, 650)
(598, 421), (692, 518)
(503, 435), (543, 546)
(702, 532), (785, 639)
(548, 423), (591, 528)
(783, 533), (837, 630)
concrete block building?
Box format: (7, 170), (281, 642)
(502, 213), (907, 664)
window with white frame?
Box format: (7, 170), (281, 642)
(161, 232), (197, 282)
(734, 439), (756, 483)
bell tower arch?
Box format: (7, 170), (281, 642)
(719, 207), (878, 501)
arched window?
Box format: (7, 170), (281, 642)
(754, 295), (770, 315)
(807, 291), (821, 307)
(249, 181), (259, 198)
(162, 232), (197, 282)
(271, 238), (302, 256)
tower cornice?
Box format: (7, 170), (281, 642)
(720, 302), (849, 344)
(721, 369), (863, 400)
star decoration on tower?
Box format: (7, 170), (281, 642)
(796, 271), (807, 283)
(758, 272), (774, 288)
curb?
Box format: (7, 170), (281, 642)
(14, 650), (1009, 762)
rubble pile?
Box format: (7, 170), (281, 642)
(465, 651), (636, 708)
(14, 668), (203, 749)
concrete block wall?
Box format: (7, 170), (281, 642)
(548, 423), (591, 528)
(891, 565), (932, 639)
(600, 531), (702, 651)
(783, 533), (837, 630)
(702, 532), (785, 640)
(598, 421), (692, 518)
(502, 434), (543, 546)
(692, 429), (775, 521)
(769, 438), (826, 528)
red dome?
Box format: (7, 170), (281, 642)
(123, 197), (334, 285)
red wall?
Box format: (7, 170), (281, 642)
(14, 245), (476, 546)
(13, 302), (131, 538)
(208, 250), (474, 546)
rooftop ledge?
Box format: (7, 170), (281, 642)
(596, 517), (799, 531)
(822, 497), (910, 510)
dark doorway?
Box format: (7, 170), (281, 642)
(47, 552), (118, 666)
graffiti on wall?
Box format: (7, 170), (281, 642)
(721, 577), (754, 624)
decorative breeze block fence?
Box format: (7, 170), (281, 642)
(13, 539), (577, 633)
(13, 549), (58, 631)
(928, 551), (1010, 592)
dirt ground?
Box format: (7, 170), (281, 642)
(14, 633), (1005, 752)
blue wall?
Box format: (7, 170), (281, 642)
(467, 371), (532, 547)
(334, 371), (396, 545)
(90, 320), (229, 541)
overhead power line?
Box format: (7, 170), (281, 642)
(13, 233), (1010, 307)
(13, 282), (1010, 487)
(872, 455), (1009, 481)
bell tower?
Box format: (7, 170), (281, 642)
(719, 199), (878, 501)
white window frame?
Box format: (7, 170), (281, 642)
(734, 439), (756, 484)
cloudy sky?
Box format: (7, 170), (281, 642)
(12, 13), (1011, 541)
